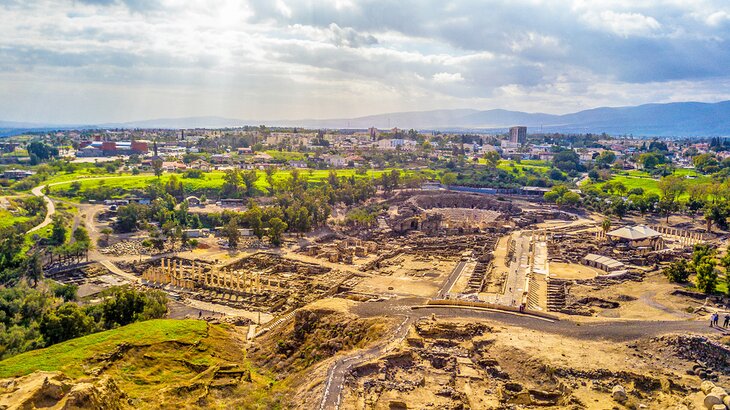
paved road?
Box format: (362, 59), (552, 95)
(319, 315), (412, 410)
(437, 261), (467, 299)
(27, 176), (141, 235)
(27, 184), (55, 234)
(319, 294), (720, 409)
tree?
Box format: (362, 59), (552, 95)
(267, 217), (287, 246)
(704, 203), (728, 232)
(115, 203), (144, 233)
(552, 149), (581, 172)
(557, 191), (581, 208)
(100, 227), (113, 245)
(638, 152), (665, 170)
(663, 259), (689, 283)
(241, 170), (258, 196)
(222, 218), (240, 248)
(695, 259), (718, 294)
(40, 303), (95, 345)
(693, 153), (720, 174)
(265, 166), (278, 195)
(595, 150), (616, 167)
(692, 244), (716, 268)
(601, 217), (611, 235)
(222, 169), (242, 197)
(610, 198), (627, 218)
(245, 204), (265, 239)
(99, 286), (167, 328)
(440, 172), (457, 186)
(50, 214), (67, 245)
(27, 141), (58, 161)
(25, 251), (44, 287)
(658, 175), (686, 204)
(72, 225), (90, 244)
(152, 158), (164, 178)
(483, 151), (500, 168)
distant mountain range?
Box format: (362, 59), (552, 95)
(4, 100), (730, 137)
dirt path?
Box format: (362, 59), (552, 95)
(319, 295), (720, 409)
(319, 315), (411, 410)
(27, 184), (55, 234)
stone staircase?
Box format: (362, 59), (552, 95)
(546, 279), (567, 312)
(527, 275), (543, 310)
(254, 310), (295, 338)
(466, 262), (488, 292)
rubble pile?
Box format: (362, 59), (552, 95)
(651, 334), (730, 376)
(99, 240), (151, 256)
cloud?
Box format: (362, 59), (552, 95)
(581, 10), (662, 37)
(328, 23), (378, 48)
(432, 72), (464, 83)
(1, 0), (730, 123)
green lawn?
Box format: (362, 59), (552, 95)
(264, 150), (306, 162)
(496, 159), (551, 176)
(597, 168), (712, 198)
(47, 168), (412, 197)
(0, 319), (207, 378)
(0, 209), (31, 229)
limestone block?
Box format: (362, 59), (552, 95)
(703, 381), (718, 394)
(612, 385), (627, 403)
(705, 393), (724, 409)
(711, 387), (728, 400)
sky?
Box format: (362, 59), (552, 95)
(2, 0), (730, 124)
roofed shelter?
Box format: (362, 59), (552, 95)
(606, 225), (663, 249)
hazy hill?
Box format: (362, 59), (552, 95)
(3, 100), (730, 136)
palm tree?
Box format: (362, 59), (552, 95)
(601, 217), (611, 239)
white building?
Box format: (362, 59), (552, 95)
(376, 139), (417, 151)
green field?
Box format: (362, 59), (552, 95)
(47, 168), (416, 197)
(0, 319), (207, 378)
(597, 169), (712, 198)
(496, 159), (551, 176)
(264, 150), (306, 162)
(0, 209), (31, 229)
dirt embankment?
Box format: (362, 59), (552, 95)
(0, 323), (286, 409)
(249, 298), (393, 377)
(339, 318), (727, 409)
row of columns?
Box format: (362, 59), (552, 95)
(651, 225), (704, 246)
(142, 258), (284, 294)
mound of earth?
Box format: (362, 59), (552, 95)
(0, 319), (286, 409)
(0, 371), (124, 410)
(249, 298), (393, 377)
(339, 318), (719, 409)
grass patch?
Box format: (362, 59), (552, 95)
(0, 209), (31, 229)
(496, 159), (551, 176)
(0, 319), (207, 379)
(47, 168), (418, 197)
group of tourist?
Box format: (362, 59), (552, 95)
(709, 312), (730, 328)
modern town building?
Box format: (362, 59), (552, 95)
(509, 126), (527, 144)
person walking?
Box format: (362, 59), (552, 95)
(724, 314), (730, 328)
(711, 312), (719, 327)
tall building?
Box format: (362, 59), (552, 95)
(509, 126), (527, 144)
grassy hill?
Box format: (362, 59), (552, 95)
(0, 319), (288, 409)
(0, 319), (207, 378)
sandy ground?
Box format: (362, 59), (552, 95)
(353, 255), (457, 298)
(339, 317), (711, 410)
(550, 262), (601, 280)
(566, 271), (702, 321)
(449, 260), (477, 294)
